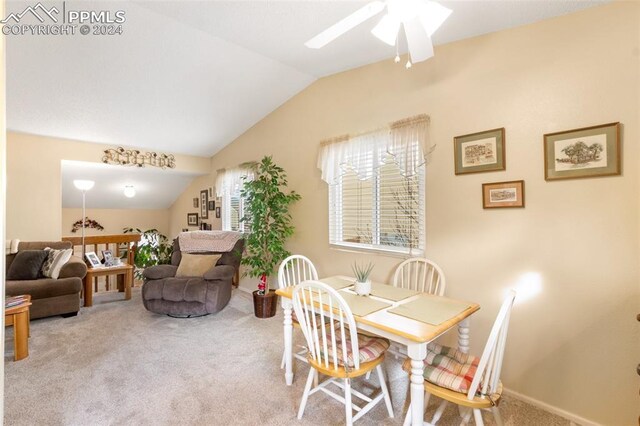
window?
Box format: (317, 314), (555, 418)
(319, 115), (430, 255)
(329, 151), (425, 255)
(216, 167), (253, 232)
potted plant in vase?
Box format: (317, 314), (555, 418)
(352, 261), (374, 296)
(240, 156), (301, 318)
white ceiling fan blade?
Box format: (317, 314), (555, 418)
(417, 0), (452, 37)
(371, 14), (401, 46)
(305, 1), (386, 49)
(404, 17), (434, 63)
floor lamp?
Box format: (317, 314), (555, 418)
(73, 179), (95, 258)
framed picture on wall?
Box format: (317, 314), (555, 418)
(454, 128), (506, 175)
(200, 190), (209, 219)
(187, 213), (199, 226)
(215, 207), (221, 219)
(193, 198), (199, 208)
(482, 180), (525, 209)
(544, 122), (620, 181)
(208, 200), (215, 211)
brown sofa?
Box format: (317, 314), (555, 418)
(141, 238), (243, 317)
(6, 241), (87, 319)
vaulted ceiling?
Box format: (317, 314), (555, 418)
(7, 0), (606, 158)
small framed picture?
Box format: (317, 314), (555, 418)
(482, 180), (525, 209)
(187, 213), (199, 226)
(193, 198), (199, 208)
(85, 251), (102, 268)
(208, 200), (215, 211)
(544, 122), (620, 181)
(101, 250), (114, 267)
(454, 128), (506, 175)
(209, 187), (213, 197)
(215, 207), (221, 219)
(200, 190), (209, 219)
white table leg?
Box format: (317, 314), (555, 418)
(458, 317), (470, 354)
(407, 343), (427, 426)
(283, 300), (294, 386)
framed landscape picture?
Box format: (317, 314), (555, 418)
(454, 128), (505, 175)
(200, 190), (209, 219)
(482, 180), (525, 209)
(187, 213), (199, 226)
(544, 122), (620, 181)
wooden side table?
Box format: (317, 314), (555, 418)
(83, 264), (133, 307)
(5, 295), (32, 361)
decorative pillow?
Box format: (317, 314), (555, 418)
(7, 250), (49, 280)
(41, 248), (73, 279)
(176, 254), (221, 277)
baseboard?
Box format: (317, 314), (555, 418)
(503, 387), (601, 426)
(234, 285), (252, 295)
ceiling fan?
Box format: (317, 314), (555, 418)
(305, 0), (452, 65)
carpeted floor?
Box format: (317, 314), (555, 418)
(4, 289), (571, 426)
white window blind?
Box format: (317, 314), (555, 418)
(216, 167), (253, 232)
(320, 115), (430, 255)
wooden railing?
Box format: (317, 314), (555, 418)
(62, 234), (141, 265)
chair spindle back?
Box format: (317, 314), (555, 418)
(393, 258), (446, 296)
(278, 255), (318, 289)
(292, 281), (361, 371)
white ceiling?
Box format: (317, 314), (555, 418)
(7, 0), (607, 158)
(61, 160), (205, 209)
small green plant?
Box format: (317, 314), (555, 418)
(352, 261), (374, 283)
(123, 228), (173, 279)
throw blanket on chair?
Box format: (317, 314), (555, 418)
(178, 231), (242, 253)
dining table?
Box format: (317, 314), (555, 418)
(275, 275), (480, 426)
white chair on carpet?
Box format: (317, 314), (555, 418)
(277, 255), (319, 370)
(402, 291), (516, 426)
(293, 280), (394, 425)
(392, 257), (446, 296)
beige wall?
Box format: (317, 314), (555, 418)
(1, 0), (7, 414)
(6, 132), (210, 241)
(169, 3), (640, 424)
(61, 208), (170, 238)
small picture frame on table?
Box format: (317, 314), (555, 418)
(85, 251), (102, 268)
(454, 128), (506, 175)
(482, 180), (525, 209)
(101, 250), (114, 267)
(187, 213), (199, 226)
(544, 122), (620, 181)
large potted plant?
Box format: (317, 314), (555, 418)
(240, 156), (301, 318)
(122, 227), (173, 280)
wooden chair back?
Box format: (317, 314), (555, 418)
(278, 255), (318, 289)
(292, 281), (361, 371)
(393, 258), (446, 296)
(467, 290), (516, 400)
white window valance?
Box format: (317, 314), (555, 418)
(317, 114), (432, 185)
(215, 167), (254, 198)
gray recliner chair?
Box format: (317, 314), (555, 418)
(141, 238), (243, 317)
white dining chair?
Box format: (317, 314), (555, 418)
(392, 257), (446, 296)
(293, 280), (394, 425)
(277, 255), (319, 370)
(402, 291), (517, 426)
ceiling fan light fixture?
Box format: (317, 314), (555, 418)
(371, 14), (401, 46)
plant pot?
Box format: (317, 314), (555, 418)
(253, 290), (278, 319)
(354, 280), (371, 296)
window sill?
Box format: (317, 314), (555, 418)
(329, 242), (424, 259)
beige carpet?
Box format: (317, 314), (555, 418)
(5, 289), (570, 425)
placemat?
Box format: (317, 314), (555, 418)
(369, 283), (418, 302)
(319, 276), (354, 290)
(339, 292), (392, 317)
(388, 295), (471, 325)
